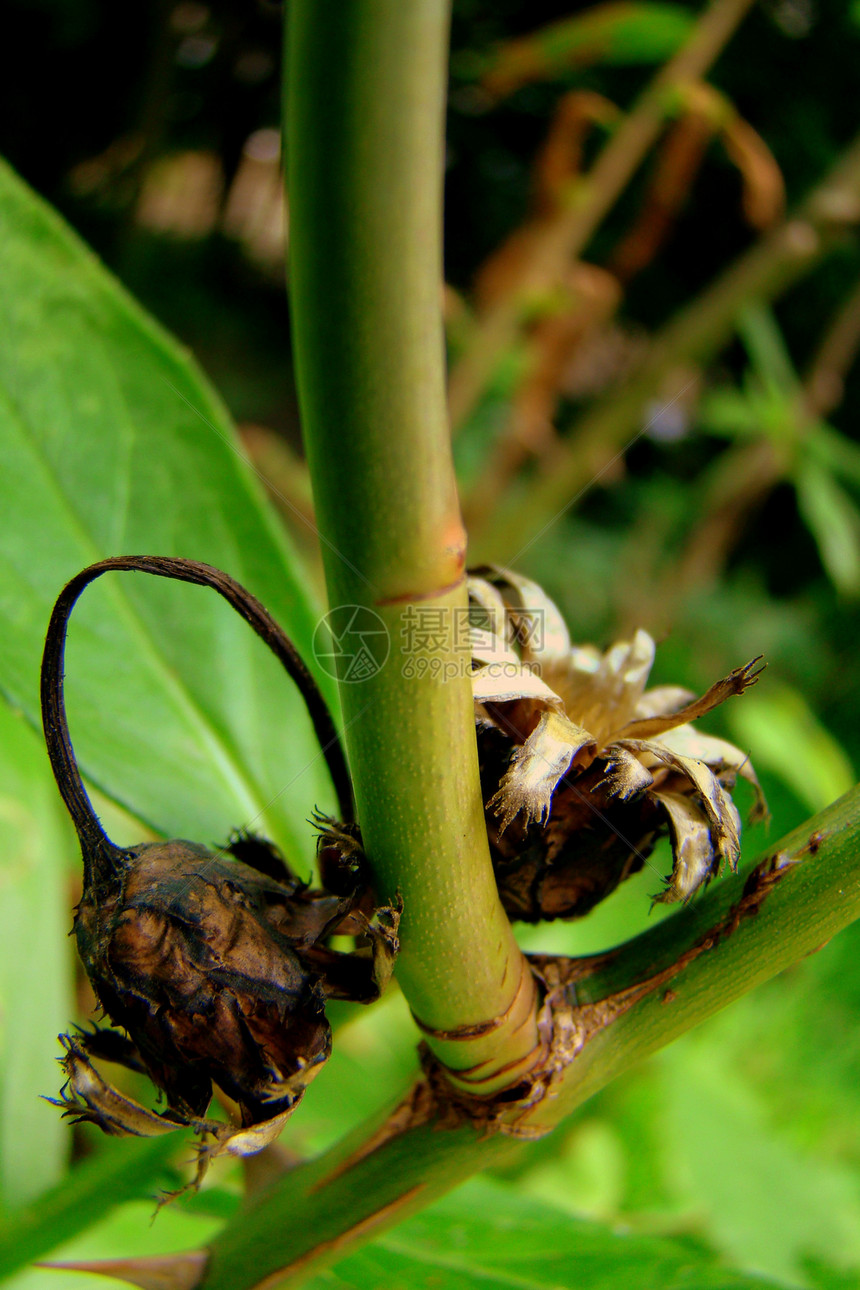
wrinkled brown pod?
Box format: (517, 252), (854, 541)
(41, 556), (398, 1167)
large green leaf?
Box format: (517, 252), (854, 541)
(0, 1132), (197, 1284)
(0, 697), (74, 1209)
(309, 1178), (792, 1289)
(0, 157), (337, 868)
(658, 1036), (860, 1285)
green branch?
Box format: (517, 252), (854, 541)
(200, 786), (860, 1289)
(285, 0), (540, 1085)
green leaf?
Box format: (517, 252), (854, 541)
(737, 304), (800, 399)
(0, 1132), (193, 1282)
(476, 3), (693, 96)
(658, 1037), (860, 1286)
(308, 1178), (793, 1289)
(0, 156), (336, 868)
(727, 680), (855, 814)
(0, 697), (74, 1208)
(795, 462), (860, 597)
(807, 421), (860, 490)
(697, 386), (767, 441)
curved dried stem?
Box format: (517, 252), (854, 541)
(40, 556), (353, 882)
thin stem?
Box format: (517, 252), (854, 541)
(200, 784), (860, 1290)
(804, 270), (860, 417)
(651, 269), (860, 620)
(41, 557), (353, 877)
(474, 129), (860, 562)
(286, 0), (540, 1085)
(654, 437), (781, 626)
(448, 0), (756, 430)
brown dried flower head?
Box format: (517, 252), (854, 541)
(469, 567), (767, 919)
(41, 557), (397, 1175)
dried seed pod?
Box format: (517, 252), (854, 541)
(477, 724), (663, 921)
(307, 564), (766, 932)
(469, 567), (768, 920)
(41, 556), (398, 1169)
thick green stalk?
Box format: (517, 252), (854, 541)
(474, 129), (860, 562)
(286, 1), (540, 1084)
(527, 785), (860, 1126)
(199, 787), (860, 1289)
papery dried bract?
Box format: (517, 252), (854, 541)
(470, 567), (766, 916)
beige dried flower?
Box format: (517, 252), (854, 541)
(469, 567), (767, 917)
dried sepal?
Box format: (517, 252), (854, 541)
(597, 746), (654, 800)
(628, 740), (742, 868)
(313, 812), (370, 895)
(650, 789), (718, 903)
(487, 710), (597, 830)
(351, 904), (402, 999)
(653, 725), (769, 823)
(52, 1034), (298, 1190)
(618, 656), (764, 742)
(51, 1033), (190, 1139)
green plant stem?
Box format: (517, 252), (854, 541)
(474, 129), (860, 562)
(533, 786), (860, 1123)
(448, 0), (756, 430)
(199, 786), (860, 1290)
(285, 0), (540, 1086)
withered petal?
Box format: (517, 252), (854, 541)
(603, 629), (656, 699)
(488, 710), (597, 830)
(625, 740), (741, 869)
(651, 725), (769, 823)
(652, 790), (718, 903)
(553, 629), (656, 740)
(633, 684), (696, 720)
(618, 657), (764, 742)
(466, 576), (512, 659)
(597, 746), (654, 799)
(471, 661), (567, 709)
(472, 567), (573, 664)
